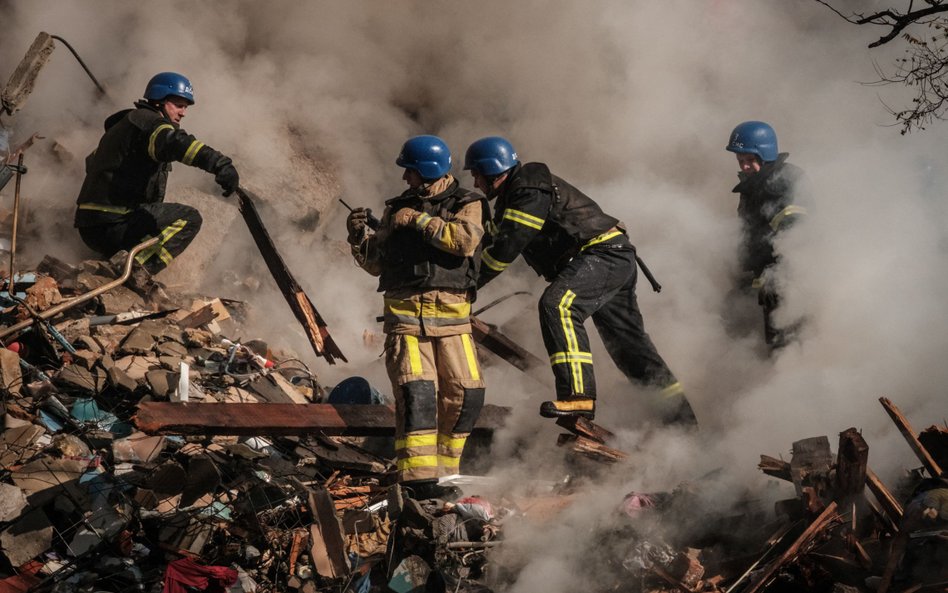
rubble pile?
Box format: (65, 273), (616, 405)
(0, 255), (945, 593)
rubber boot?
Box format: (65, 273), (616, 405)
(539, 397), (595, 419)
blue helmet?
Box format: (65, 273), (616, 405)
(464, 136), (519, 176)
(396, 135), (451, 179)
(144, 72), (195, 105)
(726, 121), (778, 163)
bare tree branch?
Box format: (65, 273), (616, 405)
(815, 1), (948, 47)
(817, 1), (948, 132)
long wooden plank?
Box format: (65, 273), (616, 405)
(470, 316), (547, 380)
(866, 467), (904, 524)
(742, 502), (839, 593)
(879, 397), (944, 478)
(133, 402), (509, 436)
(236, 187), (346, 364)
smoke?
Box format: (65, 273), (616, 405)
(3, 0), (947, 588)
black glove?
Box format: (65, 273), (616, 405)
(758, 286), (779, 310)
(213, 156), (240, 197)
(346, 208), (369, 244)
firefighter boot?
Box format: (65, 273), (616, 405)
(539, 397), (595, 419)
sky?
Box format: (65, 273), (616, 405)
(1, 1), (945, 587)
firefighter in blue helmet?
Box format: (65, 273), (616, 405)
(725, 121), (807, 349)
(74, 72), (239, 279)
(465, 136), (697, 426)
(346, 135), (489, 496)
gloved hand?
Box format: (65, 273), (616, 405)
(347, 208), (369, 244)
(392, 207), (421, 228)
(758, 287), (779, 310)
(214, 157), (240, 197)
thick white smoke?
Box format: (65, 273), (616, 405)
(2, 1), (946, 588)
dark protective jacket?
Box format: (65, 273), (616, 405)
(74, 101), (229, 227)
(479, 162), (619, 285)
(378, 180), (487, 292)
(732, 153), (806, 281)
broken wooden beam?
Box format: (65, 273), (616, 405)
(879, 397), (945, 478)
(758, 455), (792, 482)
(308, 488), (349, 579)
(866, 467), (904, 525)
(556, 433), (627, 463)
(133, 402), (510, 437)
(236, 187), (346, 365)
(555, 416), (616, 444)
(470, 316), (547, 380)
(742, 501), (839, 593)
(835, 427), (869, 504)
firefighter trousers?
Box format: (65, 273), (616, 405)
(384, 332), (486, 483)
(77, 203), (203, 275)
(538, 237), (697, 424)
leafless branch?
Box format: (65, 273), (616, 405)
(817, 1), (948, 132)
(816, 1), (948, 47)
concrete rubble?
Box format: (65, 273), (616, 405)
(0, 259), (945, 593)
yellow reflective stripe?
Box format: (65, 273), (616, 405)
(158, 246), (175, 264)
(384, 298), (471, 320)
(415, 213), (432, 229)
(438, 434), (467, 449)
(481, 249), (510, 272)
(438, 222), (455, 249)
(503, 208), (545, 230)
(148, 124), (175, 161)
(78, 203), (133, 215)
(404, 335), (423, 376)
(181, 140), (205, 165)
(751, 275), (765, 290)
(549, 351), (594, 365)
(769, 205), (807, 231)
(580, 229), (623, 252)
(438, 455), (461, 468)
(397, 455), (438, 471)
(661, 381), (684, 398)
(135, 218), (188, 265)
(460, 334), (480, 381)
(558, 290), (583, 394)
(550, 399), (594, 412)
(395, 433), (438, 450)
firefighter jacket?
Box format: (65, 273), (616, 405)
(478, 162), (619, 286)
(732, 153), (806, 284)
(74, 101), (231, 227)
(353, 175), (487, 337)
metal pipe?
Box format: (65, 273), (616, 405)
(0, 237), (158, 340)
(49, 35), (109, 98)
(6, 154), (23, 292)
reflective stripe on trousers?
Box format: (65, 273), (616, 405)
(385, 332), (485, 482)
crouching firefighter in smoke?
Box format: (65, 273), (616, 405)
(725, 121), (807, 351)
(74, 72), (239, 285)
(346, 135), (488, 497)
(464, 136), (697, 427)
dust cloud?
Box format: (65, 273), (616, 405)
(2, 1), (945, 587)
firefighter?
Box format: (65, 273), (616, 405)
(74, 72), (239, 279)
(725, 121), (806, 349)
(464, 136), (696, 426)
(346, 135), (488, 496)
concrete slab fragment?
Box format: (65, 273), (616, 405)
(0, 508), (53, 566)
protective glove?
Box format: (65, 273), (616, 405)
(213, 156), (240, 197)
(758, 286), (779, 309)
(347, 208), (369, 244)
(392, 207), (422, 228)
